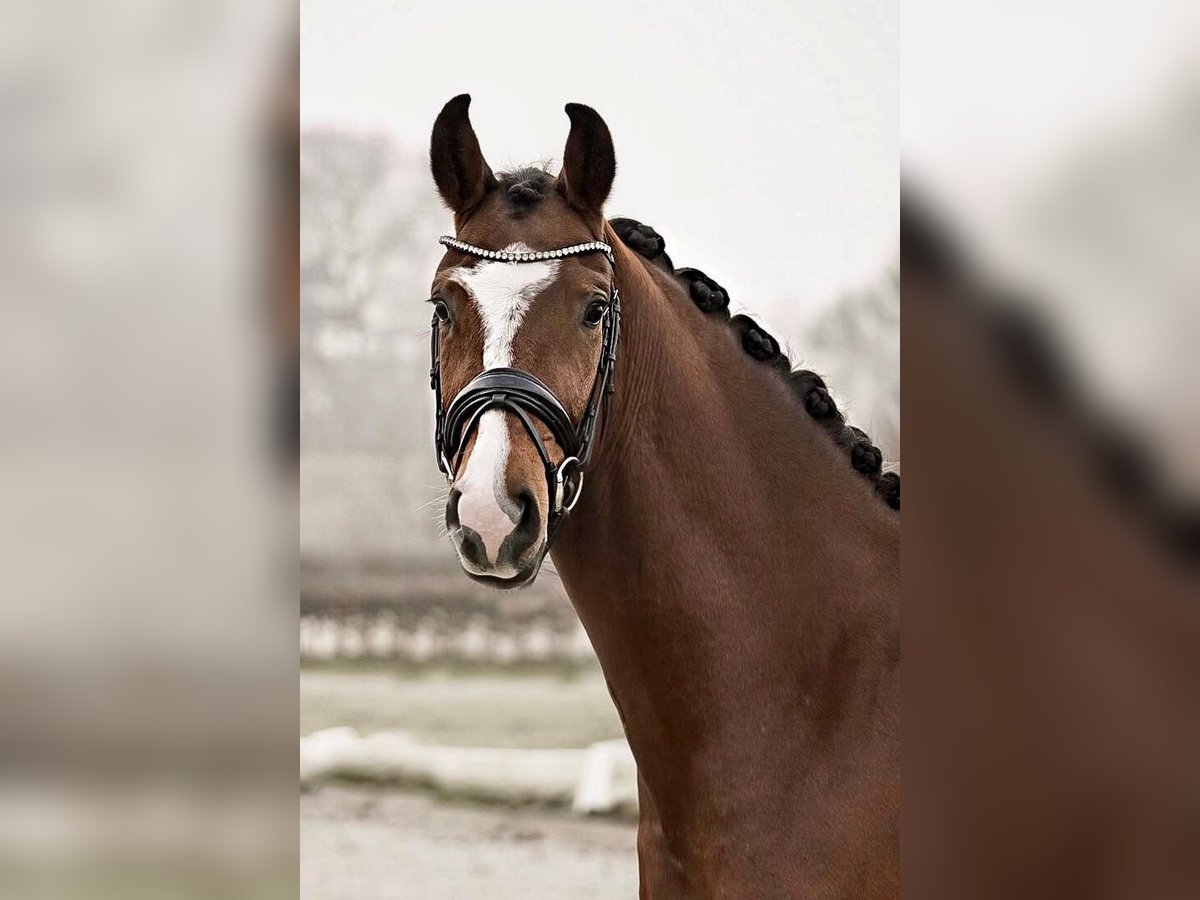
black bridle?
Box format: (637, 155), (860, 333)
(430, 235), (621, 543)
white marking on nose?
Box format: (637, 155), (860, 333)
(448, 244), (558, 566)
(454, 410), (517, 566)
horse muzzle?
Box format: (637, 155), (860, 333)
(445, 473), (546, 588)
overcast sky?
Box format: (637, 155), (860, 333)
(301, 0), (897, 329)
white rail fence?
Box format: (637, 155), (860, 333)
(300, 614), (597, 665)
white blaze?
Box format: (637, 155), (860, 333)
(447, 244), (559, 566)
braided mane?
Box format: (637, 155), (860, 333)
(610, 217), (900, 512)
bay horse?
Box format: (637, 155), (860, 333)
(426, 95), (899, 897)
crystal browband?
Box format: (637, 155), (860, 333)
(439, 235), (614, 265)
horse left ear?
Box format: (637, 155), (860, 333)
(430, 94), (497, 218)
(558, 103), (616, 214)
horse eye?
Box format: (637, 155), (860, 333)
(431, 299), (451, 324)
(583, 298), (608, 328)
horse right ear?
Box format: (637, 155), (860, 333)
(430, 94), (497, 218)
(558, 103), (616, 215)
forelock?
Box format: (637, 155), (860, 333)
(497, 166), (555, 210)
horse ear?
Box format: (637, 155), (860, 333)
(430, 94), (497, 217)
(558, 103), (616, 214)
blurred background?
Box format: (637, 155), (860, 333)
(904, 0), (1200, 496)
(0, 2), (297, 898)
(299, 0), (897, 896)
(902, 4), (1200, 896)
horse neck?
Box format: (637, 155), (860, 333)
(550, 237), (900, 836)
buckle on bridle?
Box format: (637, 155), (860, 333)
(554, 456), (583, 514)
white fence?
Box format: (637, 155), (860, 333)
(300, 614), (597, 665)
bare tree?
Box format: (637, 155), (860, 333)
(301, 130), (441, 355)
(805, 269), (900, 461)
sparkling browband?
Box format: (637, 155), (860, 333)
(439, 235), (614, 265)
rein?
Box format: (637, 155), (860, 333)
(430, 235), (621, 544)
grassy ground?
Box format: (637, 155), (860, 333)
(300, 662), (625, 749)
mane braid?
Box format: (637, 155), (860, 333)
(612, 218), (900, 512)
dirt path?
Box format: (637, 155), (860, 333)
(301, 785), (639, 899)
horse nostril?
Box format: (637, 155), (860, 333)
(516, 489), (536, 531)
(446, 487), (462, 529)
(498, 488), (541, 565)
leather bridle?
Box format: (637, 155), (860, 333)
(430, 235), (621, 544)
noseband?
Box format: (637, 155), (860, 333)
(430, 235), (621, 544)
